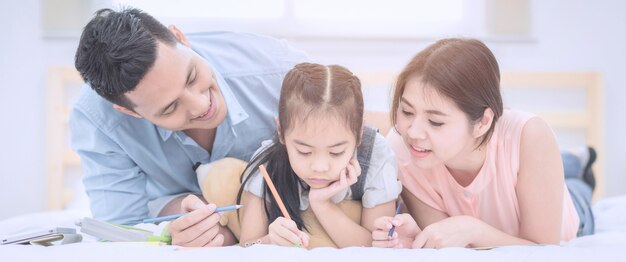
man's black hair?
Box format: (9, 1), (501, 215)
(74, 7), (177, 109)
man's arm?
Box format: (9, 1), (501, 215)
(70, 109), (149, 225)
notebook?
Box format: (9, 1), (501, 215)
(1, 227), (82, 246)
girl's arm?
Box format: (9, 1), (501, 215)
(309, 158), (395, 247)
(239, 192), (309, 247)
(310, 199), (395, 247)
(239, 192), (271, 246)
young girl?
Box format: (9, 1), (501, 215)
(371, 38), (595, 248)
(237, 62), (401, 248)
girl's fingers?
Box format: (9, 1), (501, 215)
(270, 218), (305, 246)
(351, 157), (361, 177)
(285, 223), (306, 246)
(298, 231), (310, 247)
(345, 163), (358, 185)
(338, 169), (348, 187)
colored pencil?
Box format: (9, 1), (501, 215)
(388, 203), (403, 239)
(142, 204), (243, 224)
(259, 164), (291, 220)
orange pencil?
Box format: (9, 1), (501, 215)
(259, 164), (291, 220)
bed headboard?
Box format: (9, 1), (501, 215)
(46, 67), (83, 210)
(46, 68), (605, 210)
(359, 71), (605, 199)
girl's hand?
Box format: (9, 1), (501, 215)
(309, 158), (361, 204)
(268, 217), (310, 247)
(412, 216), (478, 249)
(372, 214), (421, 248)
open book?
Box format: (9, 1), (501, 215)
(77, 217), (171, 244)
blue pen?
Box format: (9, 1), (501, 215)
(143, 204), (244, 224)
(388, 203), (402, 239)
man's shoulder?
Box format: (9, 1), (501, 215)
(187, 31), (285, 50)
(71, 86), (133, 132)
(187, 31), (308, 76)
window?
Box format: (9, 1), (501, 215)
(112, 0), (529, 39)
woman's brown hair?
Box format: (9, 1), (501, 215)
(391, 38), (503, 147)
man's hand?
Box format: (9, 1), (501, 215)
(168, 195), (224, 247)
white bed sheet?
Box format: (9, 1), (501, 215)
(2, 196), (626, 262)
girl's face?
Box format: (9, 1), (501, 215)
(395, 77), (479, 169)
(282, 114), (357, 189)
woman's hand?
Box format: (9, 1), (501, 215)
(412, 216), (478, 248)
(268, 217), (310, 247)
(372, 213), (421, 248)
(309, 158), (361, 204)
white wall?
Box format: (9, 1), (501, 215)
(0, 0), (46, 219)
(0, 0), (624, 220)
(291, 0), (626, 198)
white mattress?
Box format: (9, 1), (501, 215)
(2, 196), (626, 261)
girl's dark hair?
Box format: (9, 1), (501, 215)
(237, 63), (363, 230)
(74, 7), (177, 109)
(390, 38), (503, 148)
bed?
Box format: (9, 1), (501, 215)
(2, 68), (622, 260)
(1, 195), (625, 261)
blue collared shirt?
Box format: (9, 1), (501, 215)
(70, 31), (308, 224)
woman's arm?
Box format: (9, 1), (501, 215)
(362, 200), (397, 232)
(402, 187), (448, 229)
(413, 215), (536, 248)
(515, 117), (564, 244)
(406, 190), (535, 248)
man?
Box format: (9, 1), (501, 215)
(70, 7), (307, 247)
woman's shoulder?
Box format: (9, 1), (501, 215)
(490, 109), (557, 174)
(497, 109), (536, 130)
(493, 109), (539, 144)
(518, 116), (560, 155)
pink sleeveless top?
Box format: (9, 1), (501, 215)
(387, 109), (579, 241)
